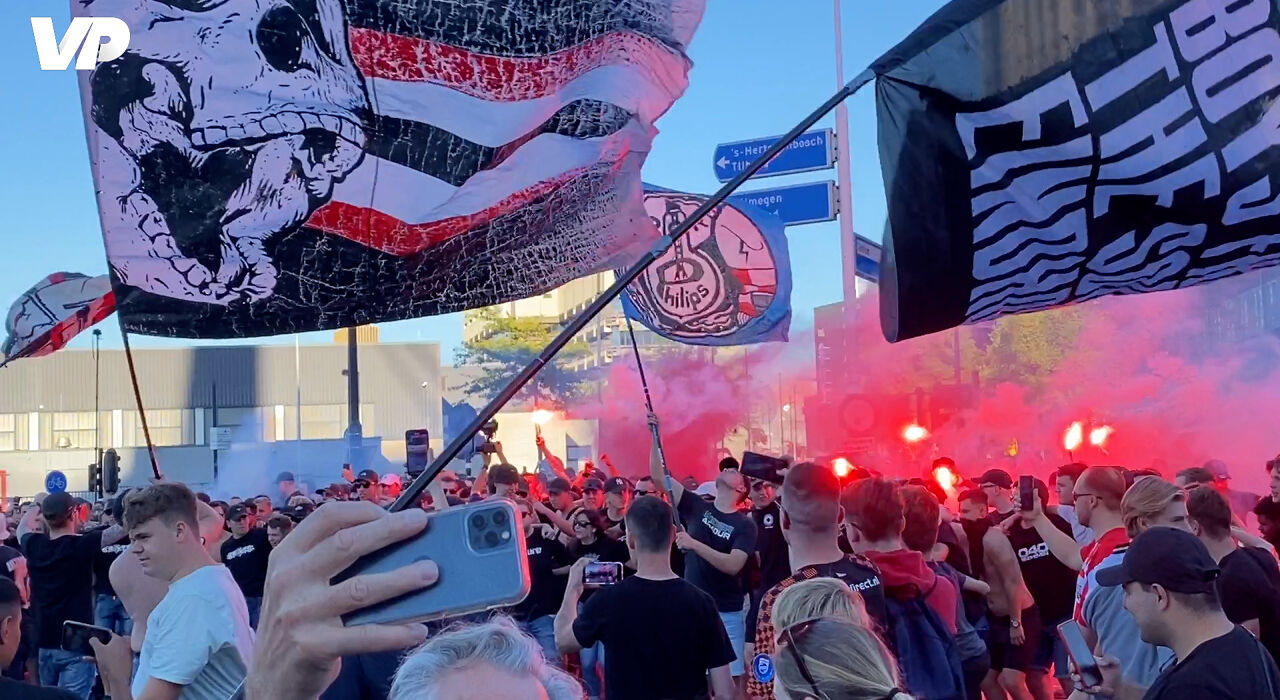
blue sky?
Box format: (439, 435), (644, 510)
(0, 0), (947, 359)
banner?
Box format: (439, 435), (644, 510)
(77, 0), (704, 338)
(2, 273), (115, 366)
(871, 0), (1280, 341)
(621, 190), (791, 345)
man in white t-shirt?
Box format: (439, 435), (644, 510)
(91, 483), (254, 700)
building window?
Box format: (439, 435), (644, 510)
(51, 412), (97, 450)
(301, 404), (344, 440)
(0, 414), (15, 451)
(123, 409), (186, 447)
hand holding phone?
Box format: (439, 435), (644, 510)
(62, 620), (112, 656)
(583, 561), (622, 586)
(1019, 475), (1036, 512)
(1057, 620), (1103, 688)
(741, 452), (788, 485)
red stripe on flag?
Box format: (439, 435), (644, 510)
(307, 171), (584, 255)
(12, 291), (116, 362)
(350, 29), (666, 101)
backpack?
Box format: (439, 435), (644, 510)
(883, 577), (965, 700)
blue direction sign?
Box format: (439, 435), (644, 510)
(713, 129), (834, 182)
(45, 470), (67, 493)
(730, 181), (837, 227)
(855, 236), (882, 283)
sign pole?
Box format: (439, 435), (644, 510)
(834, 0), (859, 372)
(392, 78), (871, 512)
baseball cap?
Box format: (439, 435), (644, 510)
(41, 492), (75, 519)
(583, 478), (604, 493)
(977, 469), (1013, 489)
(695, 481), (718, 497)
(547, 477), (571, 494)
(354, 469), (379, 484)
(604, 477), (631, 495)
(275, 471), (295, 483)
(1204, 459), (1231, 480)
(1096, 527), (1221, 593)
(490, 464), (521, 486)
(287, 502), (315, 522)
(380, 473), (402, 488)
(226, 504), (250, 521)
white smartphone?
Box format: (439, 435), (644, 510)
(337, 499), (531, 626)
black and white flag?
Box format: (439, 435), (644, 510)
(870, 0), (1280, 341)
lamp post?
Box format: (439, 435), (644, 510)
(92, 329), (102, 468)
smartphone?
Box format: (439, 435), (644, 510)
(336, 499), (530, 626)
(1057, 620), (1102, 688)
(584, 561), (622, 586)
(1019, 475), (1035, 512)
(62, 621), (111, 656)
(405, 429), (431, 476)
(741, 452), (788, 485)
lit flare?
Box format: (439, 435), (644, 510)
(903, 424), (929, 443)
(1063, 422), (1084, 452)
(531, 409), (555, 425)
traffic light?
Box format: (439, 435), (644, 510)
(102, 449), (120, 494)
(88, 462), (102, 497)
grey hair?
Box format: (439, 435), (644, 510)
(388, 616), (583, 700)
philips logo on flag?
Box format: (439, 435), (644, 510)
(31, 17), (129, 71)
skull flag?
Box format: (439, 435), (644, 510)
(621, 189), (791, 346)
(75, 0), (704, 338)
(871, 0), (1280, 342)
(2, 273), (116, 366)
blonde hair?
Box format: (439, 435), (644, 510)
(773, 577), (870, 634)
(775, 618), (913, 700)
(1122, 476), (1184, 538)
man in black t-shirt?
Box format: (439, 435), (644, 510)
(979, 469), (1018, 524)
(1009, 478), (1077, 697)
(557, 496), (735, 700)
(1091, 527), (1280, 700)
(1188, 486), (1280, 666)
(0, 543), (31, 682)
(602, 477), (630, 539)
(508, 500), (571, 666)
(219, 503), (272, 628)
(746, 477), (788, 659)
(18, 492), (126, 697)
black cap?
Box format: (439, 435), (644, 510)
(978, 469), (1013, 489)
(275, 471), (295, 483)
(41, 492), (75, 519)
(583, 478), (604, 492)
(547, 477), (571, 494)
(1096, 527), (1221, 594)
(287, 502), (315, 522)
(226, 504), (250, 521)
(490, 464), (521, 486)
(355, 469), (379, 484)
(604, 477), (630, 495)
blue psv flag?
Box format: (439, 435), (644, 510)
(621, 188), (791, 345)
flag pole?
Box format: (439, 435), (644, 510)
(393, 77), (871, 512)
(120, 330), (162, 480)
(623, 317), (681, 526)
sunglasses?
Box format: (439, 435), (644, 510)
(780, 619), (822, 698)
(573, 519), (592, 527)
(633, 489), (655, 497)
(353, 480), (371, 488)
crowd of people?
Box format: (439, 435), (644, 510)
(2, 424), (1280, 699)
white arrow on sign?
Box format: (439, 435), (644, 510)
(716, 156), (731, 169)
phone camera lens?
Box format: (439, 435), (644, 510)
(485, 531), (500, 547)
(492, 510), (508, 526)
(470, 514), (486, 530)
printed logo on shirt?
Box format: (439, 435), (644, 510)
(4, 556), (23, 573)
(836, 571), (882, 593)
(762, 513), (775, 528)
(527, 546), (543, 557)
(1018, 542), (1051, 563)
(101, 543), (129, 555)
(701, 511), (736, 541)
(752, 653), (775, 683)
(225, 544), (257, 561)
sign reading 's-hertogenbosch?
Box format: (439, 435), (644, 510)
(713, 129), (835, 182)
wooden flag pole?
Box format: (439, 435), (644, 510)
(393, 77), (870, 512)
(120, 330), (162, 480)
(623, 317), (682, 527)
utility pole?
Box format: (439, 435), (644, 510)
(834, 0), (858, 379)
(345, 329), (363, 465)
(92, 329), (102, 469)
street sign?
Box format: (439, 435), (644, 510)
(730, 181), (837, 227)
(209, 427), (232, 451)
(45, 470), (67, 493)
(713, 129), (834, 182)
(855, 235), (882, 283)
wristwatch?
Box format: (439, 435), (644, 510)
(1010, 619), (1022, 629)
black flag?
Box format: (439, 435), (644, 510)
(872, 0), (1280, 341)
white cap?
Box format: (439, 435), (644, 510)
(380, 473), (402, 487)
(694, 481), (717, 497)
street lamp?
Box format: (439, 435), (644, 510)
(93, 329), (102, 467)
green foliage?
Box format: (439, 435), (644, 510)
(454, 309), (592, 404)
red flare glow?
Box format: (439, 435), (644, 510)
(1064, 422), (1084, 452)
(531, 409), (555, 425)
(1090, 425), (1114, 447)
(903, 424), (929, 443)
(833, 457), (852, 478)
(933, 464), (959, 497)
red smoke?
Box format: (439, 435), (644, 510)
(567, 273), (1280, 496)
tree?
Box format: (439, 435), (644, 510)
(454, 308), (591, 405)
(978, 306), (1085, 391)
